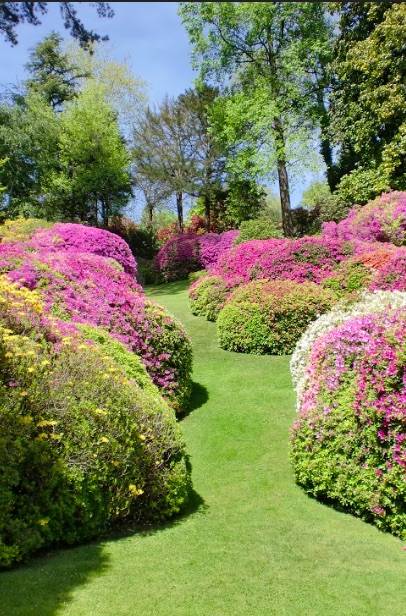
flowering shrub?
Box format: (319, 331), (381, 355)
(291, 290), (406, 408)
(322, 191), (406, 246)
(0, 218), (52, 243)
(0, 278), (190, 567)
(234, 219), (282, 244)
(217, 280), (335, 355)
(30, 223), (137, 275)
(212, 236), (354, 288)
(189, 275), (231, 321)
(154, 233), (201, 282)
(291, 308), (406, 539)
(199, 230), (240, 269)
(0, 241), (192, 410)
(370, 249), (406, 292)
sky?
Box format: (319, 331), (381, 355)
(0, 2), (323, 215)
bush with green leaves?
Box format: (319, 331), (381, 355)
(235, 219), (282, 244)
(189, 275), (231, 321)
(0, 281), (190, 568)
(217, 279), (335, 355)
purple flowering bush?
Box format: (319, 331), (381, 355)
(199, 230), (240, 269)
(30, 223), (137, 275)
(322, 191), (406, 246)
(291, 309), (406, 539)
(0, 232), (192, 411)
(0, 277), (190, 567)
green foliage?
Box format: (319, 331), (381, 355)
(0, 217), (52, 242)
(235, 219), (282, 245)
(0, 324), (189, 568)
(189, 275), (230, 321)
(217, 280), (335, 355)
(322, 260), (372, 299)
(46, 84), (131, 224)
(331, 2), (406, 203)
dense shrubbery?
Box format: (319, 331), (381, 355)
(155, 230), (239, 281)
(199, 230), (239, 269)
(0, 240), (192, 410)
(291, 307), (406, 539)
(0, 218), (52, 243)
(291, 290), (406, 408)
(0, 277), (190, 567)
(30, 223), (138, 275)
(234, 219), (282, 244)
(189, 275), (231, 321)
(212, 236), (354, 287)
(217, 280), (335, 355)
(323, 191), (406, 246)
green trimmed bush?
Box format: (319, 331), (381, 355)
(234, 219), (282, 245)
(217, 279), (335, 355)
(189, 275), (230, 321)
(0, 282), (190, 567)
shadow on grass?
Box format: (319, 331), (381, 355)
(0, 467), (206, 616)
(178, 381), (209, 420)
(0, 542), (109, 616)
(145, 279), (190, 297)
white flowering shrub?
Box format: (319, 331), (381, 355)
(290, 290), (406, 408)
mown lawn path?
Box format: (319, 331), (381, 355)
(1, 281), (405, 615)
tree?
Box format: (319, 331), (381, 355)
(0, 91), (60, 217)
(45, 84), (131, 224)
(0, 2), (113, 47)
(25, 32), (88, 109)
(329, 2), (405, 203)
(180, 2), (333, 236)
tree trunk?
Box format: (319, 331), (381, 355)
(274, 117), (293, 236)
(147, 202), (153, 227)
(204, 193), (211, 232)
(176, 191), (184, 232)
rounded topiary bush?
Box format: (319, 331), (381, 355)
(217, 279), (335, 355)
(234, 219), (282, 245)
(0, 279), (190, 567)
(189, 275), (231, 321)
(291, 308), (406, 539)
(154, 233), (201, 282)
(198, 230), (239, 269)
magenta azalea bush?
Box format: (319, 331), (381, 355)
(155, 230), (240, 281)
(29, 223), (137, 275)
(211, 236), (354, 287)
(189, 274), (232, 321)
(322, 191), (406, 246)
(199, 230), (240, 269)
(291, 308), (406, 539)
(0, 227), (192, 410)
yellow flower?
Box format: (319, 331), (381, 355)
(139, 434), (146, 441)
(99, 436), (109, 444)
(128, 484), (144, 497)
(19, 391), (28, 397)
(94, 408), (108, 416)
(37, 518), (49, 527)
(27, 366), (35, 373)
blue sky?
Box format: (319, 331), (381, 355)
(0, 2), (322, 213)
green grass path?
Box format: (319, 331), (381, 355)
(1, 281), (405, 615)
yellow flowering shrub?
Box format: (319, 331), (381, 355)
(0, 218), (51, 243)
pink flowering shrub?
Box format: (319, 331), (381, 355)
(291, 309), (406, 539)
(0, 242), (192, 410)
(155, 233), (201, 282)
(322, 191), (406, 246)
(217, 280), (335, 355)
(30, 223), (137, 276)
(199, 230), (240, 269)
(212, 236), (354, 288)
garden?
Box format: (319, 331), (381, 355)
(0, 2), (405, 615)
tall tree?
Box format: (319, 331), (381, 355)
(0, 2), (113, 47)
(45, 84), (131, 224)
(329, 1), (406, 203)
(25, 32), (87, 109)
(180, 2), (333, 236)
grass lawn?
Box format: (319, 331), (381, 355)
(1, 280), (405, 615)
